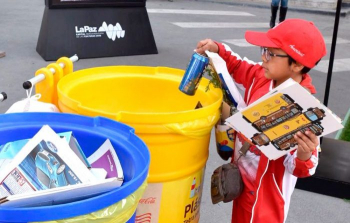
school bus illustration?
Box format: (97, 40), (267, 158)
(242, 93), (294, 124)
(272, 122), (324, 150)
(251, 107), (325, 150)
(252, 103), (303, 132)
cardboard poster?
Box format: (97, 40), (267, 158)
(225, 79), (343, 160)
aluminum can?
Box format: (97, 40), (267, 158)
(179, 53), (209, 95)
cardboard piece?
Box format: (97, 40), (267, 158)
(225, 79), (343, 160)
(206, 51), (246, 111)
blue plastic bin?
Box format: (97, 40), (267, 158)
(0, 113), (150, 223)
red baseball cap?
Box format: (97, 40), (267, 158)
(245, 19), (326, 68)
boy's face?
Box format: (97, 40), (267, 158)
(261, 48), (293, 82)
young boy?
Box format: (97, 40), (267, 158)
(195, 19), (326, 223)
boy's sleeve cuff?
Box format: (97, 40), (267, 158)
(214, 41), (223, 55)
(293, 156), (315, 177)
(295, 156), (312, 165)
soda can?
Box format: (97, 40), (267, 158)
(179, 52), (209, 95)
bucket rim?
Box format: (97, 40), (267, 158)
(57, 66), (223, 124)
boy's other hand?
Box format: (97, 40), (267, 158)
(195, 39), (219, 55)
(294, 131), (319, 161)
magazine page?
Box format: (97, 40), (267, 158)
(0, 139), (28, 159)
(90, 168), (107, 180)
(87, 139), (124, 180)
(59, 132), (91, 168)
(0, 132), (91, 168)
(0, 125), (96, 198)
(0, 177), (122, 208)
(0, 139), (28, 172)
(225, 80), (343, 160)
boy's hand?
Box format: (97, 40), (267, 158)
(195, 39), (219, 55)
(294, 131), (319, 161)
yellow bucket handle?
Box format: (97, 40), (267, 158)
(47, 63), (64, 106)
(35, 68), (54, 104)
(56, 55), (78, 76)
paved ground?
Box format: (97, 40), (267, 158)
(200, 0), (350, 17)
(1, 0), (350, 222)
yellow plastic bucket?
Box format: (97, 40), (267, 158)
(57, 66), (222, 223)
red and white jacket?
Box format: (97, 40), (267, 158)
(217, 42), (319, 223)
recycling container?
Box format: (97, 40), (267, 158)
(0, 113), (150, 223)
(56, 66), (223, 223)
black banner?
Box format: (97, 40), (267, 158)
(36, 7), (157, 60)
(46, 0), (146, 8)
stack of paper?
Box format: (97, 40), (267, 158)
(0, 125), (124, 207)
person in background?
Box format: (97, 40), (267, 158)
(270, 0), (288, 28)
(195, 19), (326, 223)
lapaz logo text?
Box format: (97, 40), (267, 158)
(75, 22), (125, 41)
